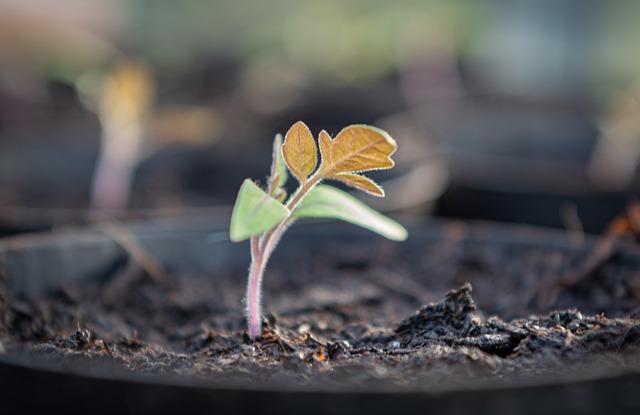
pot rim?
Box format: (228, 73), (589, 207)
(1, 218), (639, 395)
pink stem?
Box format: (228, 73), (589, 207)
(90, 120), (142, 212)
(246, 255), (266, 339)
(245, 174), (322, 339)
(90, 153), (135, 211)
(246, 236), (264, 338)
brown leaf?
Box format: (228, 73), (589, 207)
(332, 173), (385, 197)
(319, 125), (396, 176)
(318, 129), (333, 167)
(283, 121), (318, 183)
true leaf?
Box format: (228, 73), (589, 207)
(283, 121), (318, 183)
(292, 184), (407, 241)
(268, 133), (288, 198)
(319, 125), (396, 176)
(230, 179), (290, 242)
(318, 129), (332, 167)
(332, 173), (384, 197)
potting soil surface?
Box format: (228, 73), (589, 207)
(2, 228), (640, 390)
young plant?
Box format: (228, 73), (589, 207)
(89, 61), (154, 211)
(230, 121), (408, 339)
(80, 60), (219, 212)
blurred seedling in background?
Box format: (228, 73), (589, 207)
(77, 60), (220, 212)
(589, 83), (640, 191)
(230, 121), (408, 339)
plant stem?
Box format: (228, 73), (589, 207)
(246, 237), (266, 339)
(90, 120), (143, 211)
(245, 173), (321, 339)
(260, 174), (320, 253)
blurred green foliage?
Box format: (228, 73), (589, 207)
(4, 0), (640, 94)
(128, 0), (479, 81)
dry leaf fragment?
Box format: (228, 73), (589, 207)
(283, 121), (318, 183)
(333, 173), (384, 197)
(319, 125), (396, 176)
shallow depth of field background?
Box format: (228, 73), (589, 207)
(1, 0), (639, 234)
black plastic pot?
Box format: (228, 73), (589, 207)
(0, 73), (407, 238)
(0, 133), (254, 237)
(430, 97), (636, 233)
(1, 219), (639, 414)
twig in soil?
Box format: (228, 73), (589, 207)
(558, 233), (619, 289)
(533, 202), (639, 309)
(96, 222), (174, 304)
(533, 228), (619, 310)
(98, 222), (170, 285)
(101, 260), (148, 305)
(560, 203), (585, 246)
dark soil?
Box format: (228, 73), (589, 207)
(2, 225), (640, 391)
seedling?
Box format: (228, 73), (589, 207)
(89, 61), (154, 211)
(230, 121), (408, 339)
(80, 60), (219, 211)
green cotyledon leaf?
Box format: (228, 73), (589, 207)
(292, 184), (407, 241)
(229, 179), (290, 242)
